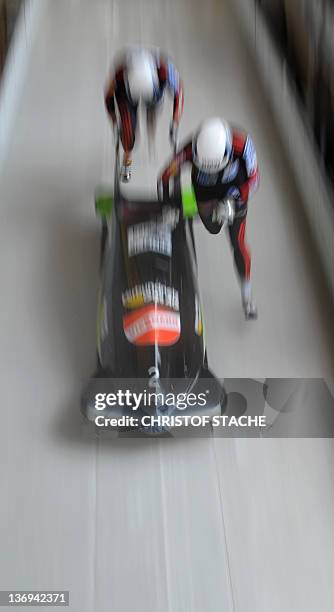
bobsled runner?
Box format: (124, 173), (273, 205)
(81, 139), (225, 433)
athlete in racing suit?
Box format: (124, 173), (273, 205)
(158, 117), (259, 319)
(105, 47), (184, 182)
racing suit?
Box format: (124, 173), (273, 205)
(105, 50), (184, 154)
(160, 128), (259, 283)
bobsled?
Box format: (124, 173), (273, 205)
(81, 140), (225, 433)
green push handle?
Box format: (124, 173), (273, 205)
(95, 190), (114, 218)
(95, 187), (198, 219)
(181, 186), (198, 218)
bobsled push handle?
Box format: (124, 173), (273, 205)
(95, 190), (114, 218)
(181, 186), (198, 218)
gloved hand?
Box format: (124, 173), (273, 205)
(169, 121), (178, 147)
(215, 197), (235, 226)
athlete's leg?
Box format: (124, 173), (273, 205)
(228, 205), (251, 279)
(116, 95), (138, 182)
(228, 204), (257, 319)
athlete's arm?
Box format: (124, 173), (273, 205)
(233, 131), (259, 202)
(158, 60), (184, 123)
(104, 67), (124, 124)
(159, 140), (193, 184)
(242, 135), (259, 200)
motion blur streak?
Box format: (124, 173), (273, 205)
(0, 1), (334, 611)
(258, 0), (334, 184)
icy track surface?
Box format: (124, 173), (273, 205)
(1, 1), (334, 611)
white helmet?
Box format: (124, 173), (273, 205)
(126, 51), (159, 104)
(193, 118), (232, 173)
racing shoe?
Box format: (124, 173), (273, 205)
(121, 158), (132, 183)
(243, 299), (258, 320)
(241, 280), (258, 320)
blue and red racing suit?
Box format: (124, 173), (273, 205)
(160, 128), (259, 281)
(105, 51), (184, 153)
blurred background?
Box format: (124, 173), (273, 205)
(0, 0), (22, 75)
(258, 0), (334, 185)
